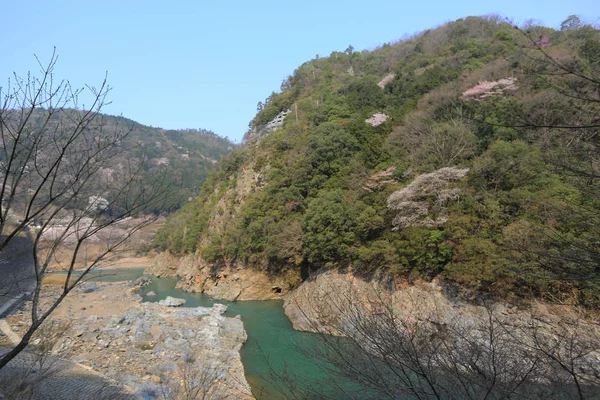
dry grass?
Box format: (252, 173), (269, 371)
(42, 274), (71, 287)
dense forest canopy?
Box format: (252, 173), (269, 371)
(155, 15), (600, 307)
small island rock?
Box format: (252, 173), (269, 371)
(158, 296), (186, 307)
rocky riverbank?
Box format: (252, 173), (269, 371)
(283, 269), (600, 334)
(147, 252), (294, 301)
(282, 269), (600, 386)
(2, 280), (254, 399)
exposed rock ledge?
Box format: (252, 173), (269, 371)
(284, 270), (600, 394)
(147, 252), (292, 301)
(2, 282), (254, 399)
(284, 269), (600, 343)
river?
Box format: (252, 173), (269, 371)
(75, 269), (354, 399)
(137, 277), (355, 399)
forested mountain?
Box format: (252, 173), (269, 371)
(76, 113), (234, 212)
(155, 15), (600, 307)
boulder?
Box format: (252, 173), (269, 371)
(158, 296), (186, 307)
(79, 282), (98, 293)
(133, 275), (152, 287)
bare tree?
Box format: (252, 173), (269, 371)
(0, 49), (168, 370)
(389, 115), (477, 170)
(156, 360), (221, 400)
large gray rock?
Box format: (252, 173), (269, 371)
(133, 275), (152, 287)
(79, 282), (98, 293)
(158, 296), (186, 307)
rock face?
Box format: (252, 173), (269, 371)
(265, 109), (291, 131)
(144, 146), (291, 302)
(284, 270), (600, 369)
(158, 296), (186, 307)
(283, 269), (517, 333)
(284, 270), (486, 335)
(146, 141), (283, 302)
(365, 112), (389, 127)
(147, 252), (179, 277)
(284, 269), (391, 334)
(148, 253), (292, 301)
(244, 109), (292, 143)
(177, 262), (292, 301)
(283, 270), (600, 395)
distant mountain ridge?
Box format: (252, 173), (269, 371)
(84, 113), (235, 211)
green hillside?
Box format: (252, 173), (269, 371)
(155, 16), (600, 307)
(86, 114), (234, 212)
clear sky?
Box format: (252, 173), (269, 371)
(1, 1), (598, 142)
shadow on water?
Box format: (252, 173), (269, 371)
(138, 277), (362, 399)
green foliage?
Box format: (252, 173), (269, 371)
(580, 37), (600, 65)
(155, 17), (600, 308)
(307, 123), (358, 177)
(394, 228), (452, 278)
(470, 141), (544, 192)
(493, 30), (513, 41)
(203, 237), (224, 262)
(302, 190), (356, 264)
(342, 77), (384, 113)
(389, 118), (477, 171)
(467, 97), (523, 149)
(354, 239), (397, 272)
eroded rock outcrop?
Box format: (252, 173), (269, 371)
(147, 252), (179, 277)
(284, 270), (483, 335)
(244, 109), (292, 142)
(148, 253), (291, 301)
(283, 270), (600, 394)
(283, 269), (600, 382)
(177, 260), (291, 301)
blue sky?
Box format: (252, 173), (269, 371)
(1, 1), (598, 142)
